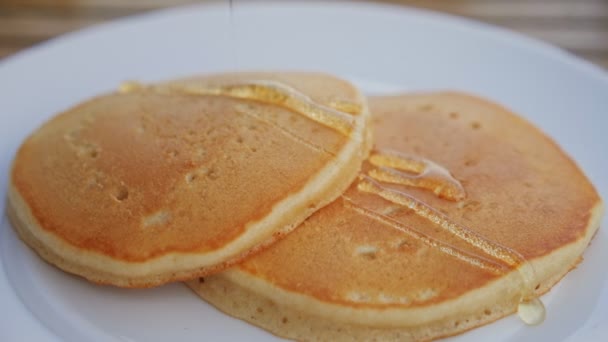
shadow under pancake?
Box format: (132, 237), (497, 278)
(1, 213), (285, 341)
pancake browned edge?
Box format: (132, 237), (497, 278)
(8, 72), (372, 288)
(187, 92), (603, 341)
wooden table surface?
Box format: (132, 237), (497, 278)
(1, 0), (607, 69)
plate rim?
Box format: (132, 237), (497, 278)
(0, 1), (607, 341)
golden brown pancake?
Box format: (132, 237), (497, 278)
(187, 92), (603, 341)
(8, 72), (372, 288)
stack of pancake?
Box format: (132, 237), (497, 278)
(8, 72), (603, 341)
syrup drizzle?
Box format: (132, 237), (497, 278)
(119, 80), (356, 136)
(368, 150), (466, 201)
(233, 103), (336, 156)
(342, 196), (506, 275)
(119, 80), (544, 324)
(356, 150), (545, 325)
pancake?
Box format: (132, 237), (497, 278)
(187, 92), (603, 341)
(8, 72), (372, 288)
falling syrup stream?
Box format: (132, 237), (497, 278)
(119, 81), (357, 136)
(228, 0), (238, 69)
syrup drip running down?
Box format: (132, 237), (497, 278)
(118, 81), (357, 136)
(357, 150), (546, 325)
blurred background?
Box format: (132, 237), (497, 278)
(0, 0), (606, 69)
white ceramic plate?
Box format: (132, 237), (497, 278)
(1, 2), (607, 341)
